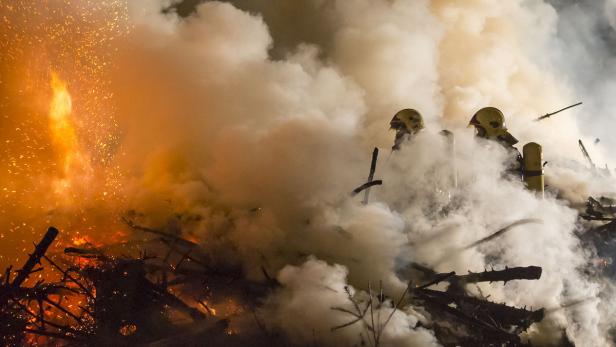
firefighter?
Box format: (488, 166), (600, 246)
(468, 107), (519, 147)
(468, 107), (544, 195)
(390, 108), (425, 151)
(389, 108), (458, 202)
(468, 107), (523, 178)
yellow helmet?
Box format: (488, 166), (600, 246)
(390, 109), (425, 133)
(469, 107), (518, 145)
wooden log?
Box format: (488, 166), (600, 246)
(11, 227), (59, 289)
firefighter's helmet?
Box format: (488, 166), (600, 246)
(390, 109), (424, 133)
(469, 107), (518, 145)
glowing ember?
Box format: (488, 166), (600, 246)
(0, 0), (130, 269)
(197, 300), (217, 316)
(72, 234), (94, 247)
(119, 324), (138, 336)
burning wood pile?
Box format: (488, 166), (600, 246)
(0, 226), (274, 346)
(408, 266), (545, 346)
(2, 148), (611, 347)
(0, 224), (557, 347)
(328, 264), (549, 347)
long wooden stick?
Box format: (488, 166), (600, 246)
(11, 227), (58, 288)
(362, 148), (379, 205)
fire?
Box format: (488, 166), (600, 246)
(49, 72), (76, 175)
(48, 72), (93, 196)
(119, 324), (138, 336)
(49, 73), (73, 128)
(72, 234), (94, 247)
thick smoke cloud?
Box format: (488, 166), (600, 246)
(105, 1), (616, 345)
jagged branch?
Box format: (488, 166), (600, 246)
(437, 266), (542, 285)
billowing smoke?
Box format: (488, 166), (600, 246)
(3, 0), (616, 346)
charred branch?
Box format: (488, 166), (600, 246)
(362, 147), (379, 204)
(351, 180), (383, 197)
(439, 266), (542, 285)
(415, 288), (544, 333)
(10, 227), (58, 289)
(463, 219), (542, 250)
(122, 217), (199, 247)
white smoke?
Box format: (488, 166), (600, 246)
(261, 257), (440, 347)
(106, 1), (616, 346)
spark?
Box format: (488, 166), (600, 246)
(0, 0), (131, 267)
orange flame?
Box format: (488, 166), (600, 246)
(48, 72), (93, 198)
(49, 73), (73, 128)
(72, 234), (93, 247)
(49, 72), (76, 174)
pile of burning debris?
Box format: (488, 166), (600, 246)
(0, 225), (278, 347)
(0, 223), (561, 347)
(330, 263), (548, 347)
(3, 149), (613, 347)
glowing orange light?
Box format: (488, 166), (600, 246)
(48, 71), (95, 199)
(119, 324), (138, 336)
(49, 72), (79, 192)
(72, 235), (93, 246)
(49, 73), (73, 123)
(49, 72), (77, 173)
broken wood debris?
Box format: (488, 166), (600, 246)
(413, 263), (545, 346)
(440, 266), (542, 285)
(1, 226), (281, 346)
(363, 147), (380, 204)
(351, 147), (382, 203)
(332, 261), (545, 347)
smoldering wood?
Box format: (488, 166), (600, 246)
(158, 238), (208, 268)
(362, 147), (379, 204)
(332, 266), (543, 347)
(417, 288), (544, 329)
(349, 147), (383, 202)
(0, 222), (554, 347)
(420, 298), (524, 346)
(64, 246), (105, 258)
(0, 228), (59, 342)
(416, 271), (456, 289)
(21, 328), (79, 341)
(337, 259), (546, 346)
(351, 180), (383, 196)
(11, 227), (58, 289)
(13, 300), (85, 336)
(439, 266), (542, 285)
(123, 217), (199, 247)
(1, 226), (229, 345)
(413, 287), (544, 347)
(582, 196), (616, 221)
(42, 254), (96, 300)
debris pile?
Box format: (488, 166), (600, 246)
(0, 220), (560, 347)
(0, 226), (276, 346)
(0, 140), (613, 347)
(411, 267), (544, 347)
(3, 146), (612, 346)
(329, 263), (548, 347)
